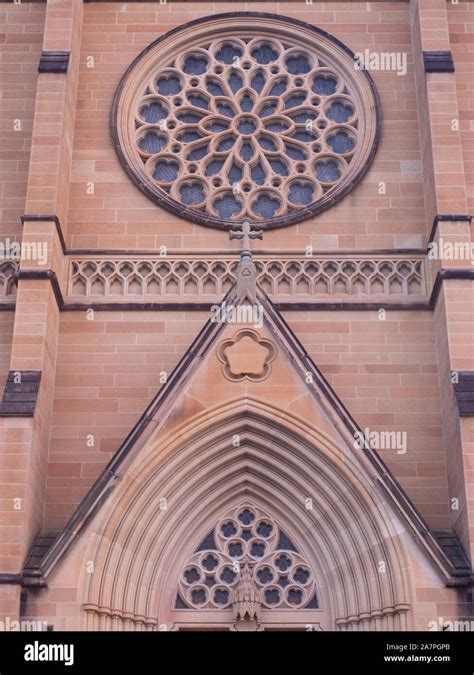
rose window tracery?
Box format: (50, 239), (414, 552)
(112, 13), (380, 229)
(176, 505), (319, 611)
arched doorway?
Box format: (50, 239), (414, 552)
(82, 399), (413, 631)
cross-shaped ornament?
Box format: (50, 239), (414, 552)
(229, 220), (263, 254)
(229, 221), (263, 301)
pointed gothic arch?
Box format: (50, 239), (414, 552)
(174, 501), (322, 631)
(80, 397), (414, 631)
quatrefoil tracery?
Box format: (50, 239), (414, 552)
(136, 37), (358, 223)
(177, 505), (318, 611)
(113, 14), (380, 229)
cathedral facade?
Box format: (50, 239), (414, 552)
(0, 0), (472, 631)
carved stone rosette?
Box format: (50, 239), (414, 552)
(112, 13), (381, 229)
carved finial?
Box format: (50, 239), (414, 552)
(229, 221), (263, 302)
(230, 220), (263, 254)
(232, 557), (262, 630)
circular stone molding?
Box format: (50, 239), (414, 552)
(112, 13), (381, 230)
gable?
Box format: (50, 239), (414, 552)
(22, 282), (470, 587)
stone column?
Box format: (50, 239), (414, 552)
(411, 0), (473, 560)
(0, 0), (83, 621)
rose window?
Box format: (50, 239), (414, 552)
(176, 505), (319, 610)
(113, 13), (380, 229)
